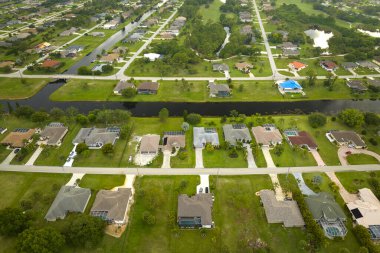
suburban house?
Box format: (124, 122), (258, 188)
(277, 80), (303, 94)
(346, 80), (368, 92)
(282, 48), (300, 57)
(193, 127), (219, 148)
(305, 193), (347, 239)
(123, 33), (143, 43)
(143, 53), (161, 61)
(0, 61), (15, 69)
(276, 30), (289, 41)
(208, 82), (231, 97)
(276, 42), (297, 50)
(89, 32), (105, 37)
(45, 186), (91, 221)
(59, 27), (78, 36)
(240, 25), (253, 35)
(320, 60), (338, 71)
(368, 79), (380, 88)
(41, 59), (61, 69)
(92, 64), (107, 73)
(283, 130), (318, 150)
(357, 61), (378, 70)
(259, 190), (305, 228)
(113, 80), (135, 95)
(177, 193), (213, 228)
(90, 188), (132, 224)
(162, 131), (186, 151)
(327, 130), (366, 149)
(100, 53), (120, 63)
(103, 19), (119, 29)
(222, 124), (252, 145)
(288, 61), (307, 71)
(1, 128), (36, 148)
(235, 62), (253, 73)
(212, 63), (229, 72)
(341, 62), (358, 70)
(139, 134), (160, 154)
(72, 127), (120, 148)
(159, 32), (175, 40)
(239, 11), (252, 22)
(39, 122), (68, 146)
(346, 188), (380, 240)
(251, 124), (283, 147)
(137, 82), (159, 94)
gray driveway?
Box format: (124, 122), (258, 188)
(292, 172), (316, 196)
(244, 144), (257, 168)
(161, 150), (171, 168)
(1, 150), (16, 165)
(195, 148), (204, 168)
(338, 147), (380, 166)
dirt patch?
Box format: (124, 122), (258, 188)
(105, 224), (127, 238)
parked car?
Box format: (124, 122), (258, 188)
(14, 148), (20, 154)
(205, 187), (209, 193)
(66, 157), (71, 162)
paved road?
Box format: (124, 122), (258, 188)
(252, 0), (280, 79)
(119, 8), (179, 77)
(1, 164), (379, 175)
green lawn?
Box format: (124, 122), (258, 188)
(270, 142), (317, 167)
(335, 171), (380, 193)
(79, 174), (125, 190)
(170, 128), (196, 168)
(346, 154), (380, 165)
(0, 78), (51, 99)
(198, 0), (222, 24)
(203, 147), (247, 168)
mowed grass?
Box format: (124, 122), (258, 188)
(346, 154), (380, 165)
(0, 78), (51, 99)
(335, 171), (380, 193)
(198, 0), (222, 24)
(270, 142), (317, 167)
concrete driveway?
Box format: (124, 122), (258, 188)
(196, 175), (210, 194)
(338, 147), (380, 166)
(1, 150), (17, 165)
(310, 149), (326, 166)
(325, 171), (358, 203)
(64, 144), (77, 167)
(26, 146), (44, 166)
(161, 150), (171, 168)
(195, 148), (204, 168)
(66, 173), (85, 186)
(244, 144), (257, 168)
(292, 172), (316, 196)
(261, 147), (275, 167)
(261, 147), (284, 200)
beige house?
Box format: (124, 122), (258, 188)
(251, 124), (282, 146)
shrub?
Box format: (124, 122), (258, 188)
(142, 211), (156, 225)
(369, 138), (378, 146)
(186, 113), (202, 125)
(308, 112), (327, 128)
(121, 87), (137, 98)
(101, 143), (114, 155)
(76, 143), (89, 154)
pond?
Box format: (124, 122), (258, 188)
(304, 29), (334, 49)
(1, 81), (380, 116)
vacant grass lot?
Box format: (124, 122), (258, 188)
(0, 78), (51, 99)
(335, 171), (380, 193)
(347, 154), (380, 165)
(198, 0), (222, 23)
(270, 142), (317, 167)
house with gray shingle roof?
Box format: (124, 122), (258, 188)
(39, 122), (68, 146)
(45, 186), (91, 221)
(193, 127), (219, 148)
(305, 192), (347, 238)
(90, 188), (132, 224)
(260, 190), (305, 227)
(177, 193), (213, 228)
(73, 127), (120, 148)
(223, 124), (252, 145)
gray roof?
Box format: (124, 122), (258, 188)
(368, 79), (380, 87)
(45, 186), (91, 221)
(305, 192), (346, 222)
(260, 190), (305, 227)
(357, 61), (378, 69)
(162, 131), (185, 150)
(193, 127), (219, 148)
(40, 123), (68, 145)
(283, 48), (300, 56)
(209, 83), (230, 96)
(330, 130), (366, 147)
(114, 80), (135, 93)
(212, 63), (229, 72)
(223, 124), (252, 145)
(177, 193), (213, 226)
(90, 188), (131, 222)
(346, 80), (368, 91)
(341, 62), (358, 69)
(73, 127), (120, 147)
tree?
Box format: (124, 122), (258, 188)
(205, 143), (214, 152)
(364, 112), (380, 126)
(159, 108), (169, 122)
(308, 112), (327, 128)
(186, 113), (202, 125)
(339, 109), (364, 127)
(353, 225), (379, 253)
(181, 122), (190, 131)
(77, 66), (92, 75)
(306, 69), (317, 86)
(0, 207), (31, 236)
(76, 114), (89, 125)
(14, 106), (34, 118)
(101, 64), (113, 73)
(64, 214), (105, 248)
(50, 107), (65, 120)
(76, 143), (89, 154)
(17, 227), (64, 253)
(101, 143), (114, 155)
(31, 111), (49, 122)
(273, 144), (284, 156)
(121, 87), (137, 98)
